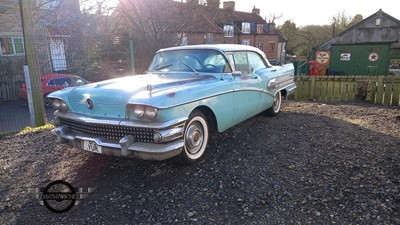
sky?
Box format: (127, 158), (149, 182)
(231, 0), (399, 26)
(86, 0), (400, 27)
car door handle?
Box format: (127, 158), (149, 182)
(271, 69), (277, 72)
(251, 76), (258, 79)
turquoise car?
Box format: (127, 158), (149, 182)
(49, 44), (296, 164)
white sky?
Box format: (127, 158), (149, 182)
(88, 0), (400, 27)
(232, 0), (399, 26)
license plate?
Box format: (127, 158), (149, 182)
(83, 141), (102, 153)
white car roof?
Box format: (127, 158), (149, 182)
(157, 44), (267, 58)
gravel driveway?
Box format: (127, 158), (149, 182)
(1, 100), (399, 224)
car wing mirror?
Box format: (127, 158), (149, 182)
(63, 82), (69, 88)
(232, 71), (242, 77)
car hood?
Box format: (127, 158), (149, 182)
(63, 73), (220, 119)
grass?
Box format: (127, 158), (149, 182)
(18, 124), (55, 135)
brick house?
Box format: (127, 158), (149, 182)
(172, 0), (287, 64)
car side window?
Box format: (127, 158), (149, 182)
(247, 52), (267, 75)
(232, 52), (250, 75)
(53, 78), (69, 85)
(47, 79), (56, 86)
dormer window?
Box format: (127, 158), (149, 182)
(242, 22), (250, 34)
(224, 25), (234, 37)
(257, 24), (263, 34)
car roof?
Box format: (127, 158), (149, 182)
(157, 44), (267, 57)
(41, 74), (80, 80)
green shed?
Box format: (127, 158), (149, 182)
(314, 9), (400, 76)
(330, 44), (390, 75)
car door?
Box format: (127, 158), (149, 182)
(228, 51), (263, 123)
(247, 51), (279, 111)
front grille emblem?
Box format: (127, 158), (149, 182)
(86, 99), (94, 110)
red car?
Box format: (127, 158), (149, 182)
(19, 74), (89, 107)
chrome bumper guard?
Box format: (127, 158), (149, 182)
(51, 114), (187, 161)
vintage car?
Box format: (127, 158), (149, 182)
(48, 44), (296, 164)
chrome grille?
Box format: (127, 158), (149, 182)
(60, 118), (154, 143)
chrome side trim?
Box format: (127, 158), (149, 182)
(128, 88), (276, 109)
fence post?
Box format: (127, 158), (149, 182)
(376, 76), (385, 104)
(24, 64), (35, 126)
(129, 40), (135, 75)
(310, 76), (316, 100)
(20, 0), (46, 126)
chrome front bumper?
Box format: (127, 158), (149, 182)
(51, 113), (187, 161)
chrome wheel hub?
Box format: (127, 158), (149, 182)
(185, 122), (204, 155)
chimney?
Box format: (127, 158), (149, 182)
(207, 0), (220, 8)
(223, 1), (235, 11)
(252, 6), (260, 15)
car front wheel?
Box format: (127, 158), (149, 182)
(265, 91), (282, 116)
(176, 110), (209, 165)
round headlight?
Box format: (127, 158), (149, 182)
(133, 105), (145, 119)
(60, 101), (69, 112)
(145, 106), (158, 119)
(52, 99), (61, 109)
(153, 132), (162, 143)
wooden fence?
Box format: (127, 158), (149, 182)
(291, 76), (400, 107)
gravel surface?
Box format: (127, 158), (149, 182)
(0, 100), (399, 224)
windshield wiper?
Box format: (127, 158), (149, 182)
(154, 64), (173, 71)
(180, 61), (199, 75)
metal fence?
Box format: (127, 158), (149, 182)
(0, 34), (76, 134)
(0, 32), (130, 135)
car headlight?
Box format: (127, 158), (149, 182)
(52, 99), (69, 112)
(128, 104), (158, 120)
(60, 101), (69, 112)
(133, 105), (145, 119)
(52, 99), (61, 109)
(145, 106), (158, 119)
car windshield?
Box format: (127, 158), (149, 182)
(148, 49), (232, 74)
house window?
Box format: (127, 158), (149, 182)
(50, 39), (67, 71)
(241, 40), (250, 45)
(205, 33), (213, 44)
(242, 22), (250, 34)
(257, 43), (263, 51)
(268, 42), (276, 52)
(257, 24), (263, 34)
(224, 25), (234, 37)
(176, 33), (188, 46)
(0, 37), (25, 56)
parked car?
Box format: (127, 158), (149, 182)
(49, 44), (296, 164)
(19, 74), (89, 107)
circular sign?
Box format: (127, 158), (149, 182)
(369, 52), (379, 62)
(316, 51), (330, 64)
(42, 180), (76, 213)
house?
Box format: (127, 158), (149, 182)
(173, 0), (287, 64)
(0, 0), (79, 101)
(313, 9), (400, 75)
(114, 0), (287, 71)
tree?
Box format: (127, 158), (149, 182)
(348, 14), (364, 27)
(330, 11), (363, 36)
(277, 20), (298, 55)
